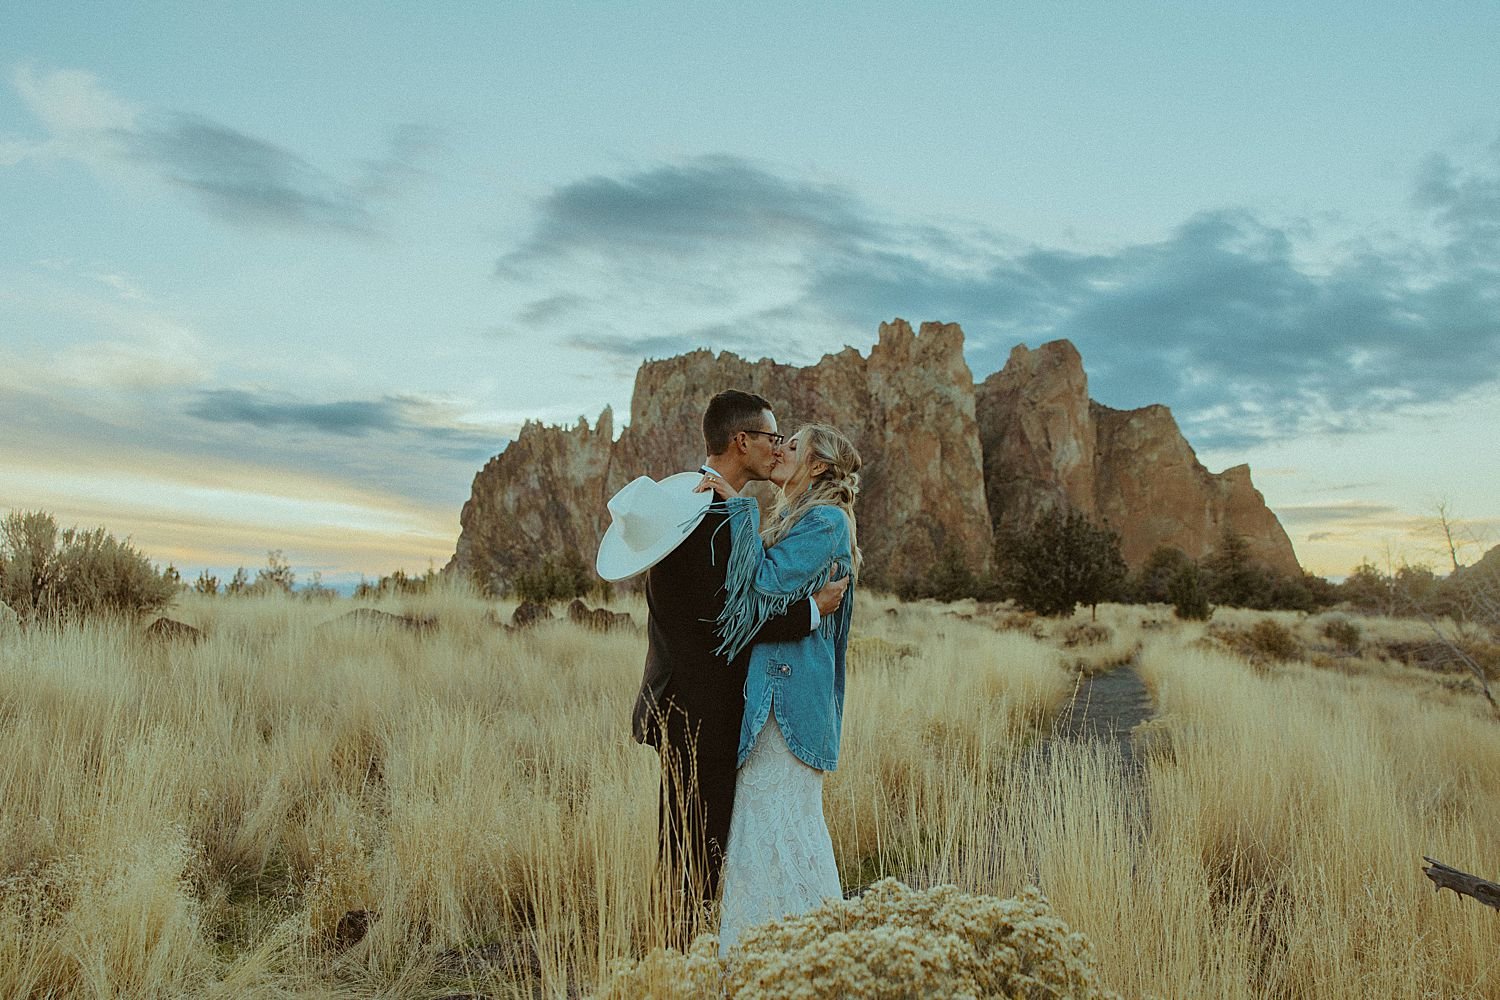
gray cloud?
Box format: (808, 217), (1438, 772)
(519, 293), (587, 325)
(565, 302), (831, 365)
(1415, 141), (1500, 261)
(188, 389), (400, 434)
(186, 389), (500, 462)
(0, 378), (503, 514)
(115, 113), (435, 234)
(354, 122), (444, 201)
(500, 148), (1500, 451)
(499, 155), (880, 274)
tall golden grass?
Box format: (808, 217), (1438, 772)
(1, 590), (1496, 997)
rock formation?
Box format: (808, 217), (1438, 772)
(974, 341), (1096, 532)
(450, 320), (994, 590)
(450, 409), (618, 591)
(449, 320), (1302, 591)
(977, 341), (1300, 575)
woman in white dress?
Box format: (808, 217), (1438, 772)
(698, 423), (862, 954)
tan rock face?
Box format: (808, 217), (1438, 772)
(978, 342), (1301, 575)
(449, 319), (994, 591)
(450, 409), (617, 590)
(976, 341), (1097, 529)
(451, 324), (1301, 591)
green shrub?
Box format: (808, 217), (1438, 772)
(0, 510), (176, 621)
(215, 551), (301, 598)
(1202, 531), (1336, 611)
(355, 567), (427, 599)
(917, 542), (979, 602)
(512, 549), (601, 605)
(1062, 622), (1113, 647)
(1169, 564), (1212, 621)
(1458, 638), (1500, 681)
(1130, 545), (1193, 603)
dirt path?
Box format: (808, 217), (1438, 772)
(1050, 661), (1156, 776)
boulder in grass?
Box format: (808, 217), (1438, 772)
(324, 608), (436, 633)
(567, 598), (633, 632)
(333, 908), (375, 950)
(510, 601), (554, 629)
(145, 617), (204, 643)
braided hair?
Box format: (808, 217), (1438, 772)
(761, 423), (863, 580)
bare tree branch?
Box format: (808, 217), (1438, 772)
(1437, 499), (1463, 575)
(1423, 857), (1500, 911)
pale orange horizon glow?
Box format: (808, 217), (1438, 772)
(0, 447), (458, 580)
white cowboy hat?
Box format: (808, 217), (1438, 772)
(595, 472), (714, 581)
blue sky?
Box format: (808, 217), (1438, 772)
(2, 2), (1497, 583)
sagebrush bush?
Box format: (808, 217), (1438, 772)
(352, 566), (438, 599)
(1320, 616), (1361, 653)
(1210, 618), (1302, 664)
(590, 879), (1118, 999)
(1246, 618), (1301, 662)
(0, 510), (175, 621)
(1062, 622), (1112, 647)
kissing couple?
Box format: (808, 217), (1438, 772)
(596, 389), (863, 952)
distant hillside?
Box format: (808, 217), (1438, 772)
(1454, 543), (1500, 583)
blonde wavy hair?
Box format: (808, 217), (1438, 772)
(761, 423), (863, 580)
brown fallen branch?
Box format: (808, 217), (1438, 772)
(1423, 857), (1500, 911)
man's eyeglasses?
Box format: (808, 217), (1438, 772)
(741, 430), (786, 447)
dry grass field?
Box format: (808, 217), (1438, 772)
(2, 587), (1498, 998)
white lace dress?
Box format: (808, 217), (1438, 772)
(717, 715), (842, 954)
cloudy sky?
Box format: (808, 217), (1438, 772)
(2, 2), (1497, 586)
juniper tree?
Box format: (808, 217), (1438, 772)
(996, 506), (1127, 619)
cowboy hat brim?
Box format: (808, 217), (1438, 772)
(595, 471), (714, 581)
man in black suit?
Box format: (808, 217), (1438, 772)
(624, 390), (847, 935)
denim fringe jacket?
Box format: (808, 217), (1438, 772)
(714, 496), (854, 771)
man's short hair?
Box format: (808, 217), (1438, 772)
(703, 389), (773, 455)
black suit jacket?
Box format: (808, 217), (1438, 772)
(631, 503), (811, 747)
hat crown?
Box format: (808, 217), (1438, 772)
(609, 478), (681, 549)
(595, 472), (713, 581)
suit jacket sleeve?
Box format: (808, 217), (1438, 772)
(749, 593), (812, 642)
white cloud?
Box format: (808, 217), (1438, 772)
(0, 262), (211, 392)
(3, 65), (140, 166)
(53, 323), (210, 391)
(13, 64), (139, 133)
